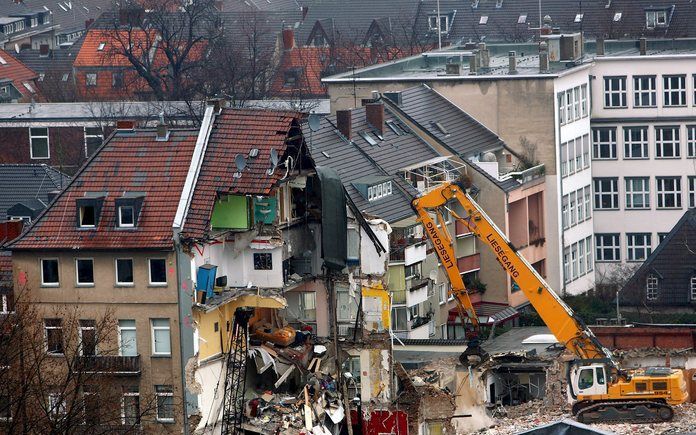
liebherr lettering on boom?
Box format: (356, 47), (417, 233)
(412, 179), (688, 424)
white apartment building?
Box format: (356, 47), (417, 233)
(589, 46), (696, 283)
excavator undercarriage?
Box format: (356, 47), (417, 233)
(573, 400), (674, 424)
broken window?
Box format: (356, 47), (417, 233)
(253, 253), (273, 270)
(336, 288), (358, 322)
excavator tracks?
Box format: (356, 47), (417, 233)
(574, 400), (674, 424)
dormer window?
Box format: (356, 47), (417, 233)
(76, 196), (105, 228)
(367, 181), (392, 201)
(646, 9), (668, 29)
(646, 274), (658, 300)
(428, 15), (448, 33)
(79, 205), (96, 227)
(118, 206), (135, 227)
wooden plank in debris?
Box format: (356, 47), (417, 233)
(274, 365), (295, 389)
(313, 358), (321, 373)
(303, 386), (313, 430)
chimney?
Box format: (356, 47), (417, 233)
(478, 42), (490, 69)
(208, 98), (226, 114)
(39, 44), (49, 57)
(639, 37), (647, 55)
(469, 52), (479, 75)
(85, 18), (94, 29)
(156, 123), (169, 141)
(0, 220), (23, 242)
(365, 102), (384, 136)
(116, 120), (136, 134)
(336, 110), (352, 140)
(596, 38), (605, 56)
(508, 51), (517, 74)
(539, 41), (549, 72)
(282, 28), (295, 51)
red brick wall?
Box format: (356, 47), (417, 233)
(0, 126), (86, 174)
(593, 326), (696, 350)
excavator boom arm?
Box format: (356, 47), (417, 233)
(413, 182), (616, 365)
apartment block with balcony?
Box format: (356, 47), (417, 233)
(8, 123), (199, 432)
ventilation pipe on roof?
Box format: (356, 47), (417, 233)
(156, 113), (170, 142)
(508, 51), (517, 74)
(366, 102), (385, 136)
(336, 109), (352, 140)
(539, 41), (549, 72)
(596, 38), (605, 56)
(208, 98), (226, 114)
(639, 37), (647, 55)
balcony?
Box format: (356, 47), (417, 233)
(405, 277), (429, 307)
(457, 253), (481, 274)
(455, 220), (472, 238)
(389, 228), (426, 263)
(75, 355), (141, 376)
(394, 315), (434, 339)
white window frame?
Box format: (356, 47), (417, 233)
(627, 233), (652, 262)
(41, 258), (60, 286)
(148, 258), (167, 286)
(690, 276), (696, 301)
(580, 84), (588, 117)
(561, 195), (569, 229)
(115, 258), (134, 286)
(85, 73), (97, 87)
(593, 178), (619, 210)
(391, 306), (409, 332)
(596, 233), (620, 262)
(655, 126), (680, 158)
(633, 76), (656, 107)
(586, 236), (593, 272)
(83, 126), (103, 157)
(558, 92), (566, 125)
(155, 385), (174, 423)
(571, 243), (578, 280)
(118, 205), (135, 228)
(625, 177), (650, 209)
(79, 205), (96, 228)
(121, 387), (140, 426)
(603, 76), (627, 108)
(592, 128), (616, 159)
(563, 247), (571, 284)
(576, 187), (585, 223)
(623, 126), (649, 159)
(646, 274), (658, 300)
(48, 392), (66, 419)
(646, 10), (668, 29)
(688, 125), (696, 158)
(44, 319), (64, 355)
(428, 15), (448, 33)
(78, 319), (97, 356)
(689, 176), (696, 208)
(584, 186), (591, 220)
(151, 319), (171, 356)
(663, 75), (686, 107)
(572, 87), (581, 120)
(29, 127), (50, 159)
(569, 191), (577, 227)
(656, 176), (682, 209)
(75, 258), (95, 286)
(1, 294), (12, 314)
(118, 319), (137, 357)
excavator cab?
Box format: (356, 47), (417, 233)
(572, 365), (608, 397)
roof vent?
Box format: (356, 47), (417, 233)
(234, 154), (247, 178)
(116, 120), (136, 135)
(249, 148), (259, 158)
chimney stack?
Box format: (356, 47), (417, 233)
(282, 28), (295, 51)
(639, 37), (647, 55)
(336, 110), (352, 140)
(596, 38), (605, 56)
(85, 18), (94, 29)
(0, 220), (23, 242)
(469, 52), (479, 75)
(365, 102), (385, 136)
(478, 42), (490, 69)
(539, 41), (549, 72)
(116, 120), (136, 134)
(39, 44), (49, 57)
(508, 51), (517, 74)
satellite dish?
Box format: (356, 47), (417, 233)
(270, 148), (279, 166)
(14, 44), (19, 54)
(234, 154), (246, 178)
(482, 152), (497, 162)
(308, 114), (321, 132)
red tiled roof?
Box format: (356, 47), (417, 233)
(9, 129), (199, 250)
(0, 49), (42, 101)
(74, 29), (156, 67)
(181, 108), (301, 240)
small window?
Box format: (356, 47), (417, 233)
(479, 15), (488, 25)
(428, 15), (448, 32)
(97, 42), (106, 51)
(151, 319), (171, 356)
(23, 82), (35, 94)
(79, 205), (96, 227)
(79, 319), (97, 356)
(613, 12), (622, 22)
(76, 258), (94, 285)
(48, 392), (66, 418)
(122, 386), (140, 426)
(646, 275), (658, 300)
(61, 73), (69, 82)
(574, 13), (583, 23)
(517, 14), (527, 24)
(148, 258), (167, 285)
(118, 320), (137, 356)
(29, 127), (49, 159)
(118, 206), (135, 228)
(0, 394), (11, 421)
(0, 55), (5, 65)
(45, 319), (64, 355)
(41, 258), (59, 286)
(358, 131), (378, 146)
(84, 126), (103, 157)
(431, 121), (449, 135)
(155, 385), (174, 422)
(253, 253), (273, 270)
(85, 73), (97, 87)
(596, 368), (605, 385)
(646, 10), (668, 29)
(690, 276), (696, 301)
(116, 258), (134, 285)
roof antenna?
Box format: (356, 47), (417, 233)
(267, 148), (279, 176)
(158, 111), (165, 125)
(234, 154), (247, 178)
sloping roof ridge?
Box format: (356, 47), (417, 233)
(221, 106), (302, 117)
(0, 48), (39, 80)
(622, 208), (696, 291)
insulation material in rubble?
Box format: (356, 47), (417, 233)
(453, 367), (494, 433)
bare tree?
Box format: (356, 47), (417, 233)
(0, 287), (175, 434)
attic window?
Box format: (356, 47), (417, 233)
(479, 16), (488, 25)
(97, 42), (106, 51)
(386, 120), (404, 136)
(691, 275), (696, 301)
(646, 10), (668, 29)
(118, 206), (135, 227)
(79, 205), (96, 227)
(359, 131), (378, 146)
(646, 274), (658, 300)
(367, 181), (392, 201)
(517, 14), (527, 24)
(115, 195), (144, 229)
(428, 15), (448, 33)
(283, 69), (301, 88)
(431, 121), (449, 136)
(76, 196), (105, 228)
(574, 13), (583, 23)
(0, 56), (6, 65)
(613, 12), (622, 22)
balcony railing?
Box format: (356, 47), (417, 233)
(457, 253), (481, 274)
(75, 355), (141, 376)
(389, 228), (427, 262)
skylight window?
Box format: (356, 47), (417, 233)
(61, 73), (69, 81)
(518, 14), (527, 24)
(0, 56), (6, 65)
(574, 13), (583, 23)
(359, 131), (378, 146)
(431, 121), (450, 136)
(97, 42), (106, 51)
(58, 3), (67, 11)
(479, 16), (488, 25)
(23, 82), (35, 93)
(613, 12), (622, 22)
(386, 120), (404, 136)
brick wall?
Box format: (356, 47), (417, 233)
(0, 126), (87, 174)
(594, 326), (696, 350)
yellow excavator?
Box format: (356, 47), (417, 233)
(412, 180), (688, 423)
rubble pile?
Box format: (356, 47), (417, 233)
(477, 401), (696, 435)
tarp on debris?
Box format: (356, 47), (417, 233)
(516, 419), (614, 435)
(315, 166), (347, 271)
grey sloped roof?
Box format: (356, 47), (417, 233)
(0, 164), (69, 221)
(0, 0), (112, 35)
(621, 209), (696, 307)
(415, 0), (696, 45)
(305, 106), (436, 223)
(222, 0), (301, 11)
